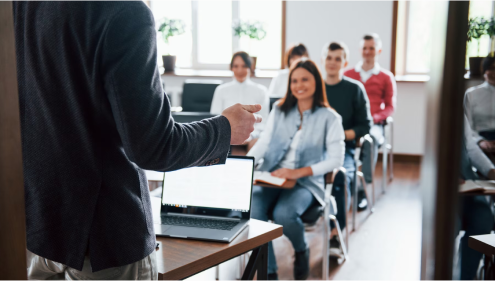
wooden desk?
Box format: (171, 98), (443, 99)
(469, 234), (495, 279)
(151, 197), (283, 280)
(145, 170), (164, 191)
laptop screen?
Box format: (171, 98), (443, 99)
(161, 156), (254, 213)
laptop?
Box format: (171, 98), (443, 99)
(154, 155), (255, 243)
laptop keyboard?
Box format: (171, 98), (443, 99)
(161, 215), (239, 231)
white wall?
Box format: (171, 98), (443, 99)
(286, 1), (393, 70)
(394, 83), (427, 155)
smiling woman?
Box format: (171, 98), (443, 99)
(279, 59), (330, 114)
(247, 58), (344, 280)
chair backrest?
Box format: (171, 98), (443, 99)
(172, 112), (216, 123)
(182, 79), (223, 112)
(300, 168), (345, 224)
(269, 97), (280, 112)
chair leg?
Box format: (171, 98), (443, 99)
(369, 142), (375, 207)
(330, 215), (348, 261)
(382, 137), (388, 194)
(389, 122), (394, 181)
(389, 145), (394, 182)
(344, 184), (350, 251)
(323, 203), (330, 280)
(215, 265), (220, 280)
(358, 172), (374, 213)
(352, 161), (358, 232)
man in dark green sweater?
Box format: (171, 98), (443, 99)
(323, 42), (373, 254)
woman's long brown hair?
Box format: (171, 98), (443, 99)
(278, 58), (330, 114)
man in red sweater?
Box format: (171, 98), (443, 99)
(344, 33), (397, 210)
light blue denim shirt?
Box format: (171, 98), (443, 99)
(248, 102), (345, 206)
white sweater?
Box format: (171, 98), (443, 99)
(210, 78), (269, 138)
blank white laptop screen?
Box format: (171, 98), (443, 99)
(162, 158), (253, 212)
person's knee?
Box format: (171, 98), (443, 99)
(273, 207), (299, 227)
(473, 211), (494, 234)
(251, 192), (270, 221)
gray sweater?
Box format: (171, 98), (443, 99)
(14, 1), (230, 272)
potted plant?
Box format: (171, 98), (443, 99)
(232, 20), (267, 74)
(467, 17), (489, 77)
(158, 18), (186, 73)
(486, 17), (495, 57)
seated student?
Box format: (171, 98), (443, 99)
(267, 43), (310, 99)
(458, 115), (495, 280)
(211, 51), (269, 149)
(465, 56), (495, 161)
(248, 59), (345, 280)
(323, 42), (373, 253)
(344, 33), (397, 210)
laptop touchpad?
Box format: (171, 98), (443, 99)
(167, 226), (220, 237)
(154, 224), (172, 236)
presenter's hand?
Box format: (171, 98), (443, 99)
(222, 103), (262, 145)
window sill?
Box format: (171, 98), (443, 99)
(395, 75), (430, 83)
(463, 72), (483, 80)
(160, 68), (279, 78)
(160, 69), (431, 82)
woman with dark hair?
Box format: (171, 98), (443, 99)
(211, 51), (269, 143)
(248, 59), (345, 280)
(267, 43), (310, 98)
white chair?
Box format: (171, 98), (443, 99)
(381, 116), (394, 193)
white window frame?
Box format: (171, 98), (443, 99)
(153, 0), (281, 70)
(396, 1), (495, 76)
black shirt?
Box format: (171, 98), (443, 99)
(326, 76), (373, 148)
(14, 1), (230, 271)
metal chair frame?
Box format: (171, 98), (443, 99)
(381, 116), (394, 194)
(351, 134), (375, 232)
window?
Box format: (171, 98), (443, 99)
(150, 1), (282, 70)
(395, 0), (493, 75)
(465, 1), (494, 69)
(151, 1), (193, 68)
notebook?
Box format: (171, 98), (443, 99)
(459, 180), (495, 194)
(254, 171), (287, 186)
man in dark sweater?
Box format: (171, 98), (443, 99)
(323, 42), (373, 254)
(14, 2), (261, 279)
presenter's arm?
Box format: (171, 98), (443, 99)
(101, 3), (257, 171)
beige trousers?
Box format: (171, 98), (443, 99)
(26, 250), (158, 280)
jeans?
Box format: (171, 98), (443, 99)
(26, 250), (158, 280)
(459, 196), (494, 280)
(251, 185), (315, 274)
(331, 147), (355, 230)
(361, 124), (384, 183)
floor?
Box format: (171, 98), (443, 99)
(187, 161), (423, 280)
